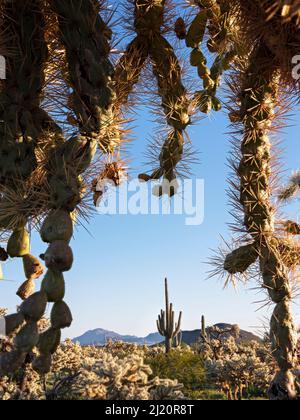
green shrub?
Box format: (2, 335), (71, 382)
(146, 348), (206, 398)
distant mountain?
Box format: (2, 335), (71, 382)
(73, 324), (261, 346)
(73, 328), (163, 346)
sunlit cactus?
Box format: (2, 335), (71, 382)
(223, 42), (299, 399)
(1, 0), (300, 401)
(157, 278), (182, 353)
(185, 0), (239, 114)
(0, 0), (115, 376)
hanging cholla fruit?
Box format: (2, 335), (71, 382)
(186, 0), (237, 114)
(38, 328), (61, 355)
(224, 243), (258, 274)
(41, 210), (73, 243)
(7, 228), (30, 258)
(4, 313), (25, 336)
(19, 292), (47, 322)
(174, 17), (187, 40)
(41, 270), (65, 303)
(194, 90), (212, 114)
(185, 9), (208, 48)
(14, 322), (39, 353)
(283, 220), (300, 235)
(190, 48), (206, 67)
(32, 353), (52, 375)
(0, 351), (26, 376)
(23, 254), (44, 280)
(17, 279), (35, 301)
(51, 301), (73, 330)
(42, 240), (73, 272)
(92, 161), (128, 206)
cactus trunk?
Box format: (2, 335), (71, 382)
(234, 44), (297, 399)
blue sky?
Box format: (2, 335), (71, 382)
(1, 103), (300, 339)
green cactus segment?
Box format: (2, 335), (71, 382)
(224, 243), (258, 275)
(51, 301), (73, 330)
(23, 254), (44, 280)
(4, 313), (25, 336)
(150, 37), (190, 131)
(157, 278), (182, 353)
(38, 328), (61, 355)
(41, 210), (73, 243)
(186, 0), (237, 113)
(41, 270), (65, 303)
(7, 228), (30, 258)
(0, 0), (48, 185)
(14, 322), (39, 353)
(186, 10), (208, 48)
(19, 292), (47, 322)
(230, 44), (298, 399)
(139, 131), (184, 197)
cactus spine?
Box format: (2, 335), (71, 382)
(157, 278), (182, 353)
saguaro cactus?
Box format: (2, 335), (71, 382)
(157, 278), (182, 353)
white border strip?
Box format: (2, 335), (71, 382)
(0, 316), (5, 338)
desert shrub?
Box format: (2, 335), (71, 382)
(202, 338), (274, 400)
(0, 338), (185, 400)
(146, 347), (206, 398)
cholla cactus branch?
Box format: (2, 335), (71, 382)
(227, 43), (298, 399)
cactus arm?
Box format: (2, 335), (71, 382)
(174, 311), (182, 337)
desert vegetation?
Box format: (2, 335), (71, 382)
(1, 0), (300, 400)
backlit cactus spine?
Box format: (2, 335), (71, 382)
(157, 278), (182, 353)
(225, 44), (298, 399)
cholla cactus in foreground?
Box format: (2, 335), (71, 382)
(0, 0), (115, 376)
(222, 42), (300, 399)
(205, 338), (274, 400)
(0, 339), (185, 400)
